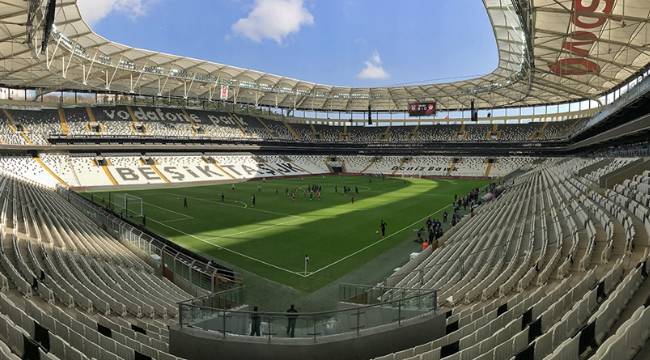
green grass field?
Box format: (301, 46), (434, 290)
(84, 176), (489, 292)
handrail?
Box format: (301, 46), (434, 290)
(179, 286), (435, 317)
(178, 285), (437, 341)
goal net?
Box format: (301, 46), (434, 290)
(108, 193), (143, 218)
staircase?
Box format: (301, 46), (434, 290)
(532, 122), (550, 140)
(231, 114), (250, 137)
(381, 126), (392, 141)
(126, 106), (141, 135)
(458, 122), (467, 140)
(97, 159), (118, 186)
(33, 156), (67, 186)
(484, 160), (495, 177)
(309, 124), (320, 139)
(2, 109), (32, 144)
(486, 124), (498, 140)
(85, 107), (105, 134)
(283, 121), (301, 140)
(58, 108), (70, 136)
(360, 157), (380, 174)
(391, 157), (410, 176)
(408, 124), (420, 140)
(447, 158), (459, 176)
(256, 117), (276, 137)
(139, 158), (171, 184)
(181, 109), (198, 134)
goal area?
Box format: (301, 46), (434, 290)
(108, 193), (144, 219)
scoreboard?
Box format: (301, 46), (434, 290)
(408, 101), (436, 116)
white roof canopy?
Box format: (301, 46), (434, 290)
(0, 0), (648, 111)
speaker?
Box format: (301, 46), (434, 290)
(470, 100), (478, 122)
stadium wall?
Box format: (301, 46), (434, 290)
(599, 158), (650, 188)
(169, 311), (445, 360)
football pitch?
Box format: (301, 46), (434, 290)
(83, 176), (490, 292)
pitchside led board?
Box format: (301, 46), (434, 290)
(408, 102), (437, 117)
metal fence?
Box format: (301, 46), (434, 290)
(61, 188), (240, 296)
(178, 285), (437, 342)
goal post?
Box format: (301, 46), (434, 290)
(108, 193), (144, 219)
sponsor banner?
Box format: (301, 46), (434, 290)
(109, 166), (168, 185)
(159, 165), (228, 182)
(107, 161), (308, 184)
(205, 113), (247, 128)
(219, 162), (308, 179)
(547, 0), (613, 76)
(98, 107), (249, 128)
(220, 85), (229, 100)
(408, 102), (436, 117)
(391, 165), (456, 174)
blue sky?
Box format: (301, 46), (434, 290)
(76, 0), (498, 87)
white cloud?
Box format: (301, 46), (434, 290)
(77, 0), (155, 24)
(233, 0), (314, 44)
(357, 51), (390, 80)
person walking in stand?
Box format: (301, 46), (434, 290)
(286, 305), (298, 337)
(250, 306), (261, 336)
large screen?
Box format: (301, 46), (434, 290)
(408, 102), (436, 117)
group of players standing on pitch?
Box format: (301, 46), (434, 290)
(177, 180), (370, 209)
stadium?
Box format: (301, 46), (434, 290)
(0, 0), (648, 359)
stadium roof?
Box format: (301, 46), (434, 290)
(0, 0), (649, 112)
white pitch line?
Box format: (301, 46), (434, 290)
(165, 217), (194, 223)
(204, 217), (304, 239)
(126, 194), (194, 220)
(176, 194), (305, 220)
(147, 217), (307, 277)
(305, 204), (453, 277)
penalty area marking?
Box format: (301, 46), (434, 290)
(146, 217), (308, 277)
(164, 217), (195, 223)
(127, 194), (195, 220)
(177, 194), (306, 220)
